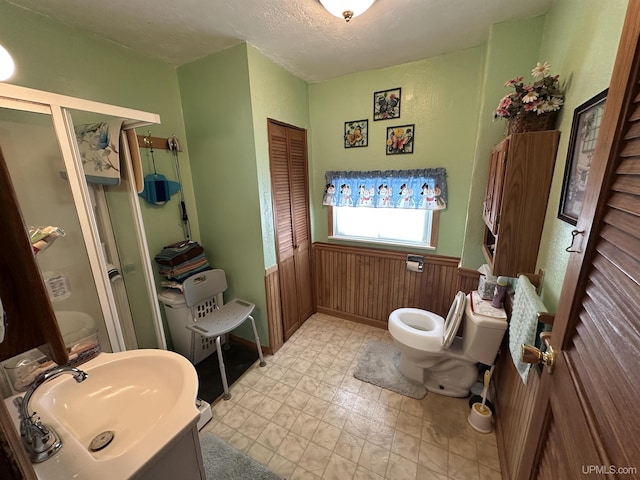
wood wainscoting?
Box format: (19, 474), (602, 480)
(494, 350), (541, 480)
(313, 242), (478, 328)
(264, 265), (284, 354)
(265, 247), (481, 352)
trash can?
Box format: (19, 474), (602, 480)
(157, 289), (217, 364)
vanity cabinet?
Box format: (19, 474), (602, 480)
(482, 130), (560, 277)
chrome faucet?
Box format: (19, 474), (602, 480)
(13, 366), (88, 463)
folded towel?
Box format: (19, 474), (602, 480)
(509, 275), (547, 384)
(155, 241), (204, 266)
(167, 264), (211, 282)
(157, 254), (208, 277)
(75, 119), (124, 185)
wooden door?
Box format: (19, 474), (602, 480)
(288, 128), (314, 324)
(521, 3), (640, 478)
(268, 120), (313, 341)
(483, 138), (508, 235)
(0, 147), (67, 364)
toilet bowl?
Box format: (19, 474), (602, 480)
(388, 291), (507, 397)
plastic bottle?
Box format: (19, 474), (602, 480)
(491, 276), (508, 309)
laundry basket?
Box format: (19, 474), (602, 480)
(157, 289), (217, 364)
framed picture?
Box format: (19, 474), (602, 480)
(386, 124), (414, 155)
(558, 89), (608, 225)
(344, 119), (368, 148)
(373, 88), (401, 121)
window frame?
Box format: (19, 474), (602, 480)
(327, 206), (439, 250)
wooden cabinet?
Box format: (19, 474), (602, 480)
(482, 130), (560, 277)
(483, 138), (509, 235)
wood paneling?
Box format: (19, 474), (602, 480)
(456, 267), (482, 295)
(313, 242), (464, 328)
(265, 266), (284, 354)
(494, 350), (541, 480)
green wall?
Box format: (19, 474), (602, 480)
(0, 0), (199, 347)
(308, 47), (485, 257)
(533, 0), (628, 310)
(177, 44), (266, 341)
(0, 1), (199, 253)
(178, 43), (308, 344)
(460, 16), (546, 269)
(460, 0), (627, 312)
(2, 0), (630, 344)
(246, 44), (310, 268)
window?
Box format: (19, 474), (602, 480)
(330, 206), (438, 248)
(322, 168), (447, 249)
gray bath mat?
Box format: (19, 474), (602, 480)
(353, 340), (427, 399)
(200, 432), (282, 480)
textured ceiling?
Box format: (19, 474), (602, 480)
(8, 0), (554, 83)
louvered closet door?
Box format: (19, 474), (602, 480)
(523, 3), (640, 478)
(289, 128), (314, 323)
(268, 120), (313, 341)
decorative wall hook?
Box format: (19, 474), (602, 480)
(143, 131), (153, 148)
(566, 229), (585, 253)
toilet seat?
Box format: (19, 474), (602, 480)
(442, 291), (466, 348)
(388, 308), (444, 352)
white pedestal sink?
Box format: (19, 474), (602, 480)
(6, 349), (205, 480)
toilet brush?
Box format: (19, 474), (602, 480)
(468, 365), (495, 433)
(478, 365), (494, 414)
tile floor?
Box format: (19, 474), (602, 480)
(200, 313), (502, 480)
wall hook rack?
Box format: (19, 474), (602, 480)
(137, 134), (183, 151)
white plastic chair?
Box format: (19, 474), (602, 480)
(183, 269), (266, 400)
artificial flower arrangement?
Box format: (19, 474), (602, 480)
(494, 62), (564, 120)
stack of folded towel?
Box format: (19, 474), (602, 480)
(154, 240), (210, 282)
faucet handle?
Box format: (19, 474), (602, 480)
(31, 412), (49, 432)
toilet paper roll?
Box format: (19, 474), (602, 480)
(406, 260), (422, 272)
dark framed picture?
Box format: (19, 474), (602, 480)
(558, 89), (608, 225)
(386, 124), (414, 155)
(344, 119), (368, 148)
(373, 88), (401, 121)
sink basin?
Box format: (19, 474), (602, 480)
(7, 349), (200, 479)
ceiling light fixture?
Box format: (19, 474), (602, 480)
(319, 0), (376, 22)
(0, 44), (15, 81)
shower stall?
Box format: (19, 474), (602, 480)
(0, 83), (166, 382)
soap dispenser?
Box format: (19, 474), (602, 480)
(491, 276), (508, 309)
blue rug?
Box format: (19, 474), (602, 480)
(353, 340), (427, 399)
(200, 432), (281, 480)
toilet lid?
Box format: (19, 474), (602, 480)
(442, 291), (466, 348)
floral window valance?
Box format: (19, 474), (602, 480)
(323, 168), (447, 210)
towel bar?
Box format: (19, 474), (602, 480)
(537, 312), (555, 325)
(517, 269), (544, 293)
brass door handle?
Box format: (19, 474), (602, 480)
(521, 332), (555, 374)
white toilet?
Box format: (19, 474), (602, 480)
(388, 292), (507, 397)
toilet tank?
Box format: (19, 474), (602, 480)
(462, 298), (508, 365)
